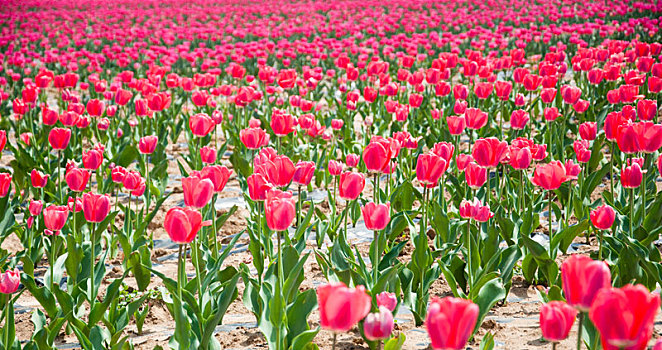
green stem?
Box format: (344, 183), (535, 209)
(4, 296), (9, 348)
(90, 222), (96, 309)
(297, 186), (302, 228)
(630, 188), (635, 237)
(642, 153), (647, 222)
(577, 312), (584, 350)
(373, 230), (379, 284)
(519, 171), (524, 212)
(549, 191), (554, 259)
(374, 173), (379, 204)
(193, 238), (203, 307)
(57, 151), (62, 204)
(177, 244), (184, 304)
(610, 142), (615, 196)
(466, 219), (472, 293)
(277, 230), (284, 350)
(598, 228), (604, 260)
(50, 236), (57, 291)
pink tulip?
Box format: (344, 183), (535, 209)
(316, 282), (371, 332)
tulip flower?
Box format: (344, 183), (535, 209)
(362, 202), (390, 231)
(293, 161), (315, 186)
(240, 127), (270, 149)
(189, 113), (216, 137)
(265, 189), (296, 232)
(510, 109), (530, 130)
(465, 108), (488, 130)
(182, 174), (214, 208)
(65, 167), (90, 192)
(0, 268), (20, 294)
(316, 282), (371, 333)
(621, 163), (642, 188)
(200, 146), (217, 164)
(345, 154), (359, 168)
(43, 205), (68, 232)
(82, 149), (103, 170)
(0, 130), (6, 153)
(48, 128), (71, 150)
(363, 141), (390, 173)
(591, 204), (615, 259)
(472, 137), (507, 169)
(0, 173), (11, 197)
(531, 161), (567, 190)
(165, 207), (210, 244)
(247, 173), (272, 201)
(539, 301), (577, 343)
(122, 171), (142, 191)
(589, 284), (660, 350)
(82, 192), (111, 223)
(376, 291), (397, 312)
(561, 255), (611, 313)
(339, 171), (365, 200)
(425, 296), (478, 350)
(138, 135), (158, 154)
(201, 165), (232, 193)
(447, 116), (466, 135)
(270, 110), (296, 136)
(579, 122), (597, 141)
(416, 153), (446, 188)
(29, 200), (43, 216)
(363, 306), (394, 341)
(465, 162), (487, 190)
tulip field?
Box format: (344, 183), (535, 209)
(3, 0), (662, 349)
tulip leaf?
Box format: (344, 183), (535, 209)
(551, 219), (588, 254)
(473, 278), (506, 336)
(384, 333), (406, 350)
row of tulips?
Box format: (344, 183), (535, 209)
(1, 0), (662, 349)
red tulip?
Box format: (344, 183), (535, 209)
(376, 291), (397, 312)
(363, 141), (390, 173)
(82, 192), (111, 223)
(277, 69), (297, 89)
(339, 171), (365, 200)
(200, 146), (217, 164)
(316, 282), (371, 332)
(65, 167), (91, 192)
(191, 90), (210, 107)
(539, 301), (577, 342)
(561, 255), (611, 312)
(240, 127), (270, 149)
(579, 122), (597, 141)
(0, 268), (20, 294)
(364, 307), (394, 341)
(86, 99), (105, 117)
(637, 100), (657, 121)
(465, 108), (488, 130)
(0, 173), (10, 197)
(465, 162), (487, 189)
(459, 198), (493, 222)
(293, 161), (315, 186)
(509, 146), (532, 170)
(495, 81), (512, 100)
(82, 149), (103, 170)
(329, 160), (344, 175)
(265, 189), (296, 231)
(256, 155), (295, 187)
(0, 130), (6, 153)
(122, 171), (142, 190)
(564, 160), (581, 180)
(447, 116), (466, 135)
(621, 163), (643, 188)
(425, 296), (479, 350)
(543, 107), (560, 122)
(189, 113), (215, 137)
(30, 169), (49, 188)
(590, 205), (615, 230)
(345, 154), (359, 168)
(271, 110), (296, 136)
(531, 161), (567, 190)
(43, 205), (68, 232)
(510, 109), (529, 130)
(361, 202), (390, 230)
(416, 153), (446, 188)
(561, 85), (582, 105)
(472, 137), (507, 169)
(48, 128), (71, 150)
(138, 135), (158, 154)
(604, 112), (630, 141)
(634, 122), (662, 154)
(589, 284), (660, 350)
(201, 165), (232, 192)
(164, 207), (210, 244)
(182, 174), (214, 208)
(115, 88), (132, 105)
(247, 173), (272, 201)
(29, 200), (43, 216)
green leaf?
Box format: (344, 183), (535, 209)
(473, 279), (506, 335)
(384, 333), (406, 350)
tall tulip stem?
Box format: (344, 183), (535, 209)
(277, 230), (284, 350)
(193, 238), (203, 307)
(549, 191), (554, 258)
(630, 188), (635, 237)
(466, 219), (472, 293)
(90, 222), (96, 310)
(373, 173), (379, 204)
(576, 312), (584, 350)
(57, 150), (62, 204)
(177, 244), (184, 305)
(373, 229), (379, 283)
(609, 142), (615, 196)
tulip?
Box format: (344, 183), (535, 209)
(589, 284), (660, 350)
(465, 162), (487, 190)
(240, 127), (270, 149)
(425, 296), (479, 350)
(376, 291), (397, 312)
(48, 128), (71, 150)
(0, 268), (20, 294)
(510, 109), (530, 130)
(86, 99), (105, 116)
(201, 165), (232, 193)
(0, 173), (11, 197)
(539, 301), (577, 343)
(339, 171), (365, 200)
(138, 135), (158, 154)
(29, 200), (43, 216)
(416, 153), (446, 188)
(164, 207), (210, 244)
(247, 173), (272, 201)
(270, 110), (296, 136)
(363, 141), (390, 173)
(561, 255), (611, 312)
(0, 130), (6, 153)
(590, 205), (615, 231)
(465, 108), (488, 130)
(82, 149), (103, 170)
(316, 282), (371, 333)
(634, 122), (662, 154)
(43, 205), (68, 232)
(509, 146), (532, 170)
(329, 160), (344, 175)
(293, 161), (315, 186)
(82, 192), (111, 223)
(182, 174), (214, 208)
(621, 163), (642, 188)
(122, 171), (142, 191)
(472, 137), (507, 169)
(189, 113), (215, 137)
(345, 154), (359, 168)
(363, 306), (394, 341)
(579, 122), (597, 141)
(256, 155), (294, 187)
(531, 161), (567, 190)
(362, 202), (390, 231)
(447, 116), (466, 135)
(68, 196), (82, 213)
(65, 167), (90, 192)
(265, 189), (296, 232)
